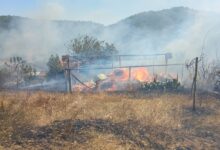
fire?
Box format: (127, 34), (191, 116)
(111, 68), (129, 81)
(72, 67), (152, 92)
(132, 67), (152, 82)
(111, 67), (152, 82)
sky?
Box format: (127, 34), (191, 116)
(0, 0), (220, 25)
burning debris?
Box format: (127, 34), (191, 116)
(72, 67), (153, 92)
(109, 68), (152, 82)
(72, 67), (179, 92)
(61, 53), (186, 93)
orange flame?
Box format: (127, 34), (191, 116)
(73, 67), (152, 92)
(111, 67), (152, 82)
(132, 67), (152, 82)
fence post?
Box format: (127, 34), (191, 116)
(111, 56), (114, 71)
(128, 66), (132, 91)
(0, 101), (4, 112)
(181, 64), (184, 81)
(192, 57), (198, 111)
(119, 56), (121, 67)
(67, 56), (72, 93)
(129, 67), (131, 81)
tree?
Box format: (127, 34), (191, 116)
(47, 54), (64, 79)
(69, 35), (118, 60)
(21, 64), (36, 83)
(5, 56), (36, 87)
(0, 68), (10, 89)
(5, 56), (26, 88)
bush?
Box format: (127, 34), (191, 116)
(141, 79), (182, 92)
(47, 54), (64, 79)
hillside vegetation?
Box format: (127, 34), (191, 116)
(0, 7), (195, 32)
(0, 92), (219, 149)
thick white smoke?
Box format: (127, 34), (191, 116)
(1, 20), (61, 66)
(0, 2), (66, 68)
(0, 6), (220, 71)
(165, 12), (220, 63)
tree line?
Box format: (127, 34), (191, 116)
(0, 35), (118, 89)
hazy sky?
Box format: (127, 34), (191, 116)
(0, 0), (220, 25)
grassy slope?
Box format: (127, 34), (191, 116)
(0, 91), (220, 149)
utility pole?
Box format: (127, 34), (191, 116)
(192, 57), (198, 111)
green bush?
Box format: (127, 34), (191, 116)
(141, 79), (182, 92)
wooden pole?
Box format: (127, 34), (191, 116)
(112, 56), (114, 71)
(67, 56), (72, 93)
(129, 67), (131, 81)
(153, 57), (155, 76)
(193, 57), (198, 111)
(165, 57), (168, 75)
(0, 101), (4, 112)
(128, 67), (132, 91)
(181, 64), (184, 82)
(16, 69), (19, 89)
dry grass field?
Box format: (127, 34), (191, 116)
(0, 91), (220, 149)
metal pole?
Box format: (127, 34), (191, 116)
(119, 56), (121, 67)
(181, 64), (184, 82)
(153, 57), (155, 76)
(165, 57), (168, 75)
(112, 56), (114, 71)
(77, 60), (80, 73)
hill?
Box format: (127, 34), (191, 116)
(110, 7), (196, 31)
(0, 7), (196, 33)
(0, 7), (219, 66)
(102, 7), (199, 53)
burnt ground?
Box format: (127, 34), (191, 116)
(9, 119), (166, 149)
(2, 117), (219, 150)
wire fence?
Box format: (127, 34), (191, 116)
(63, 54), (188, 92)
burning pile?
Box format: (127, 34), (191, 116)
(73, 67), (153, 92)
(110, 67), (152, 82)
(72, 67), (180, 92)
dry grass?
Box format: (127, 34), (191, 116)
(0, 91), (219, 149)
